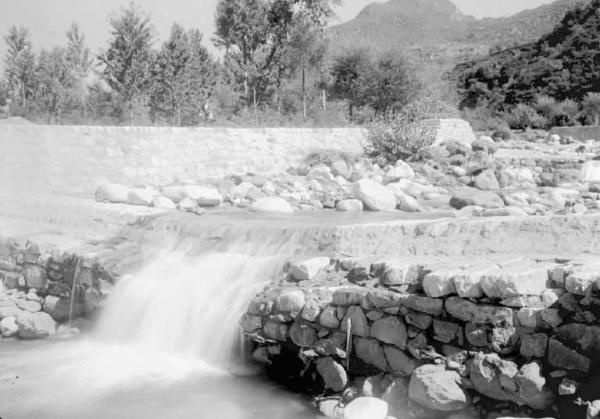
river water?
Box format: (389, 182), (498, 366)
(0, 244), (316, 418)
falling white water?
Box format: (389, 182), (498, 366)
(0, 228), (318, 419)
(95, 250), (284, 372)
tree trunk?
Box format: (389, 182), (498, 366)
(253, 87), (258, 126)
(302, 66), (307, 122)
(322, 89), (327, 112)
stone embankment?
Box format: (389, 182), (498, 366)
(0, 237), (114, 338)
(242, 254), (600, 419)
(91, 131), (600, 221)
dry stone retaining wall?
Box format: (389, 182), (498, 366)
(0, 237), (115, 338)
(243, 254), (600, 417)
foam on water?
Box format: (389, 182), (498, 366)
(0, 227), (315, 419)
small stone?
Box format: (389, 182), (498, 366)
(262, 320), (288, 341)
(320, 306), (341, 329)
(520, 333), (548, 358)
(464, 324), (488, 347)
(276, 290), (305, 315)
(405, 311), (433, 330)
(433, 320), (462, 344)
(341, 306), (370, 337)
(250, 197), (294, 213)
(316, 357), (348, 392)
(289, 322), (317, 347)
(408, 364), (468, 411)
(558, 378), (578, 396)
(336, 199), (363, 212)
(371, 316), (407, 349)
(343, 397), (388, 419)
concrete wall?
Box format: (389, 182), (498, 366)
(0, 124), (365, 197)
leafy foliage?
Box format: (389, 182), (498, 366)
(364, 107), (435, 163)
(456, 0), (600, 123)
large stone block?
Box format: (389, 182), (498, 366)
(371, 316), (407, 349)
(408, 364), (467, 411)
(548, 338), (590, 373)
(480, 266), (549, 298)
(445, 297), (513, 327)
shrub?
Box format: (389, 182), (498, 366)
(364, 110), (435, 163)
(505, 104), (545, 130)
(554, 99), (580, 126)
(460, 103), (509, 132)
(492, 128), (512, 141)
(582, 92), (600, 125)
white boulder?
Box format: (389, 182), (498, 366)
(127, 188), (155, 206)
(582, 161), (600, 182)
(343, 397), (388, 419)
(15, 311), (57, 339)
(250, 197), (294, 214)
(94, 183), (129, 203)
(152, 195), (177, 209)
(352, 179), (397, 211)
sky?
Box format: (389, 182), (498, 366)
(0, 0), (555, 62)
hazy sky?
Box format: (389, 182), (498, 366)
(0, 0), (555, 61)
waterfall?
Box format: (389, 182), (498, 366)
(95, 250), (285, 372)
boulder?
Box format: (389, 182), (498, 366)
(188, 186), (223, 207)
(94, 183), (129, 203)
(474, 170), (500, 190)
(565, 266), (600, 295)
(582, 161), (600, 182)
(331, 160), (351, 179)
(386, 184), (422, 212)
(0, 300), (19, 318)
(336, 199), (364, 212)
(0, 316), (18, 337)
(352, 179), (397, 211)
(343, 397), (388, 419)
(15, 311), (57, 339)
(450, 188), (504, 210)
(332, 288), (366, 306)
(230, 182), (255, 199)
(316, 357), (348, 392)
(408, 364), (467, 411)
(152, 195), (176, 209)
(320, 306), (341, 329)
(127, 188), (155, 206)
(383, 161), (415, 183)
(466, 151), (493, 175)
(399, 295), (444, 316)
(15, 299), (41, 313)
(289, 257), (330, 281)
(262, 320), (288, 341)
(379, 259), (423, 286)
(250, 197), (294, 214)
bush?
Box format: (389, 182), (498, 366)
(460, 103), (510, 132)
(554, 99), (580, 126)
(492, 128), (512, 141)
(364, 110), (435, 163)
(582, 92), (600, 125)
(505, 104), (546, 130)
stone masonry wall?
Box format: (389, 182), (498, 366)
(243, 255), (600, 417)
(0, 237), (115, 338)
(0, 124), (365, 197)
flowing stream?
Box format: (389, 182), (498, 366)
(0, 228), (320, 419)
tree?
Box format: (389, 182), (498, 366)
(66, 23), (94, 118)
(3, 26), (36, 108)
(213, 0), (339, 113)
(34, 47), (77, 122)
(150, 24), (216, 125)
(328, 49), (371, 119)
(98, 2), (155, 122)
(582, 92), (600, 125)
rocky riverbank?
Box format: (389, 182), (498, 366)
(242, 254), (600, 419)
(93, 131), (600, 220)
(0, 238), (114, 339)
